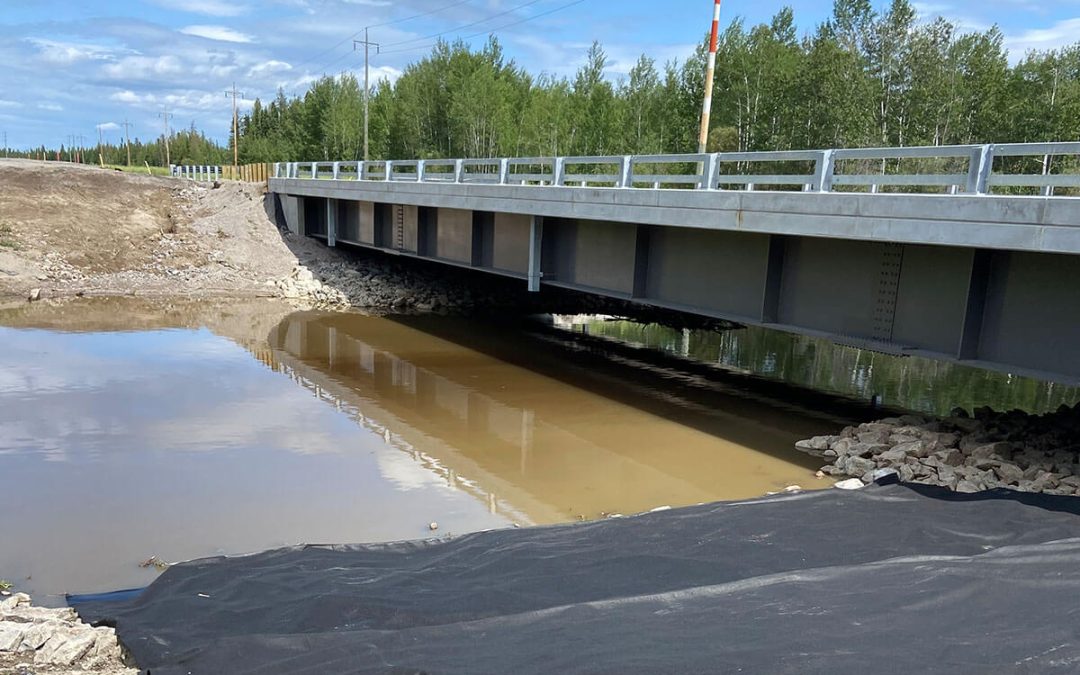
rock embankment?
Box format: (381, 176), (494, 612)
(0, 592), (135, 673)
(796, 404), (1080, 495)
(270, 259), (486, 313)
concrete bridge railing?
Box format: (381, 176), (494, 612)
(273, 142), (1080, 197)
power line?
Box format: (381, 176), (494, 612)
(226, 83), (246, 167)
(380, 0), (586, 55)
(380, 0), (544, 49)
(158, 108), (174, 166)
(290, 0), (474, 73)
(297, 0), (585, 94)
(367, 0), (475, 30)
(121, 120), (133, 167)
(354, 30), (380, 162)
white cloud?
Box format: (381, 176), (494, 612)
(1006, 18), (1080, 54)
(179, 25), (254, 43)
(105, 89), (227, 114)
(96, 122), (120, 131)
(0, 100), (22, 108)
(28, 38), (122, 65)
(110, 90), (140, 103)
(37, 103), (63, 111)
(150, 0), (249, 17)
(101, 55), (185, 80)
(912, 2), (953, 15)
(247, 60), (292, 77)
(372, 65), (403, 85)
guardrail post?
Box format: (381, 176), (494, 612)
(357, 161), (364, 181)
(1041, 153), (1054, 197)
(385, 160), (394, 181)
(310, 162), (317, 179)
(273, 162), (280, 179)
(701, 153), (719, 190)
(499, 158), (510, 185)
(453, 159), (464, 183)
(812, 149), (835, 192)
(967, 144), (993, 195)
(417, 159), (427, 182)
(332, 161), (340, 179)
(554, 157), (566, 187)
(618, 155), (632, 188)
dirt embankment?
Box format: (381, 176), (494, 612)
(0, 159), (347, 303)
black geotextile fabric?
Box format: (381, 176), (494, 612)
(74, 481), (1080, 674)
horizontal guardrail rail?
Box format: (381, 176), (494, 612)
(171, 164), (274, 182)
(270, 142), (1080, 196)
(170, 165), (222, 181)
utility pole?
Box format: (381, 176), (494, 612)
(122, 119), (133, 166)
(158, 108), (173, 167)
(77, 135), (86, 163)
(225, 83), (245, 167)
(97, 124), (105, 167)
(354, 29), (380, 162)
(697, 0), (722, 154)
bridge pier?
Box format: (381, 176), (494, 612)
(528, 216), (542, 292)
(326, 198), (336, 247)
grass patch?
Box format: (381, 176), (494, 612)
(0, 222), (19, 250)
(105, 164), (172, 177)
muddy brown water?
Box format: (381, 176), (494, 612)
(0, 298), (842, 604)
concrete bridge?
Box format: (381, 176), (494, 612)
(265, 142), (1080, 384)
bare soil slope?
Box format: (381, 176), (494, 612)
(0, 159), (336, 300)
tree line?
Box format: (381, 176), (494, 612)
(236, 0), (1080, 164)
(9, 125), (228, 167)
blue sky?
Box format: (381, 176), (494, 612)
(1, 0), (1078, 150)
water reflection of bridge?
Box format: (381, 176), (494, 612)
(261, 312), (831, 525)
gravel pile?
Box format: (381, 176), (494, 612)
(796, 403), (1080, 495)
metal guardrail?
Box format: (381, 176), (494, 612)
(271, 142), (1080, 196)
(170, 165), (222, 181)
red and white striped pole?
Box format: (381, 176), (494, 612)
(697, 0), (722, 153)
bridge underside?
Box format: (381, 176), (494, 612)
(278, 193), (1080, 385)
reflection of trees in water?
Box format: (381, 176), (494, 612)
(580, 320), (1080, 416)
